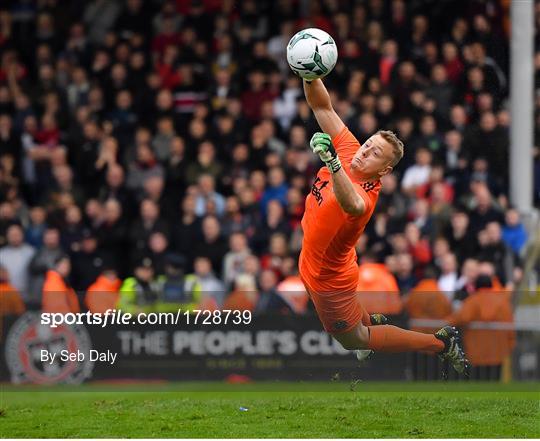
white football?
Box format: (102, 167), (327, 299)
(286, 28), (338, 80)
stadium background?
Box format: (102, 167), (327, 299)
(0, 0), (539, 386)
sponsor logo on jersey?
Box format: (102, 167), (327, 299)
(311, 177), (329, 205)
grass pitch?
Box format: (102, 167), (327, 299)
(1, 382), (539, 438)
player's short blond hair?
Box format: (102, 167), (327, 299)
(376, 130), (404, 167)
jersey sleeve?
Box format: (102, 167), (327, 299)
(331, 126), (361, 168)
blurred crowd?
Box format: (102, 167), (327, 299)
(0, 0), (537, 321)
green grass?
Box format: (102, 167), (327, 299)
(1, 382), (539, 438)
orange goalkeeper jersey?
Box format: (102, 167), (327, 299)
(300, 126), (381, 287)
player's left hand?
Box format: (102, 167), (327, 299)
(310, 132), (342, 173)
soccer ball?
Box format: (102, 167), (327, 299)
(286, 28), (338, 81)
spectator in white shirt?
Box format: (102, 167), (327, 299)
(438, 252), (459, 305)
(401, 147), (432, 195)
(222, 232), (251, 288)
(0, 224), (35, 297)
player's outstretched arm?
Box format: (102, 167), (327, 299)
(310, 133), (365, 216)
(331, 168), (366, 216)
(303, 79), (345, 139)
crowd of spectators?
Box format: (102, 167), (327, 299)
(0, 0), (537, 318)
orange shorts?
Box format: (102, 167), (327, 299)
(300, 266), (363, 334)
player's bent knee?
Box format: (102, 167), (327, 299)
(331, 323), (370, 351)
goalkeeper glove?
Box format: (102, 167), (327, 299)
(310, 132), (342, 173)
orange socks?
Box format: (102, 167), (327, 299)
(368, 325), (445, 354)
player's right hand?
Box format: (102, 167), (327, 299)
(310, 132), (342, 173)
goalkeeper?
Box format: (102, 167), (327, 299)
(299, 78), (468, 373)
